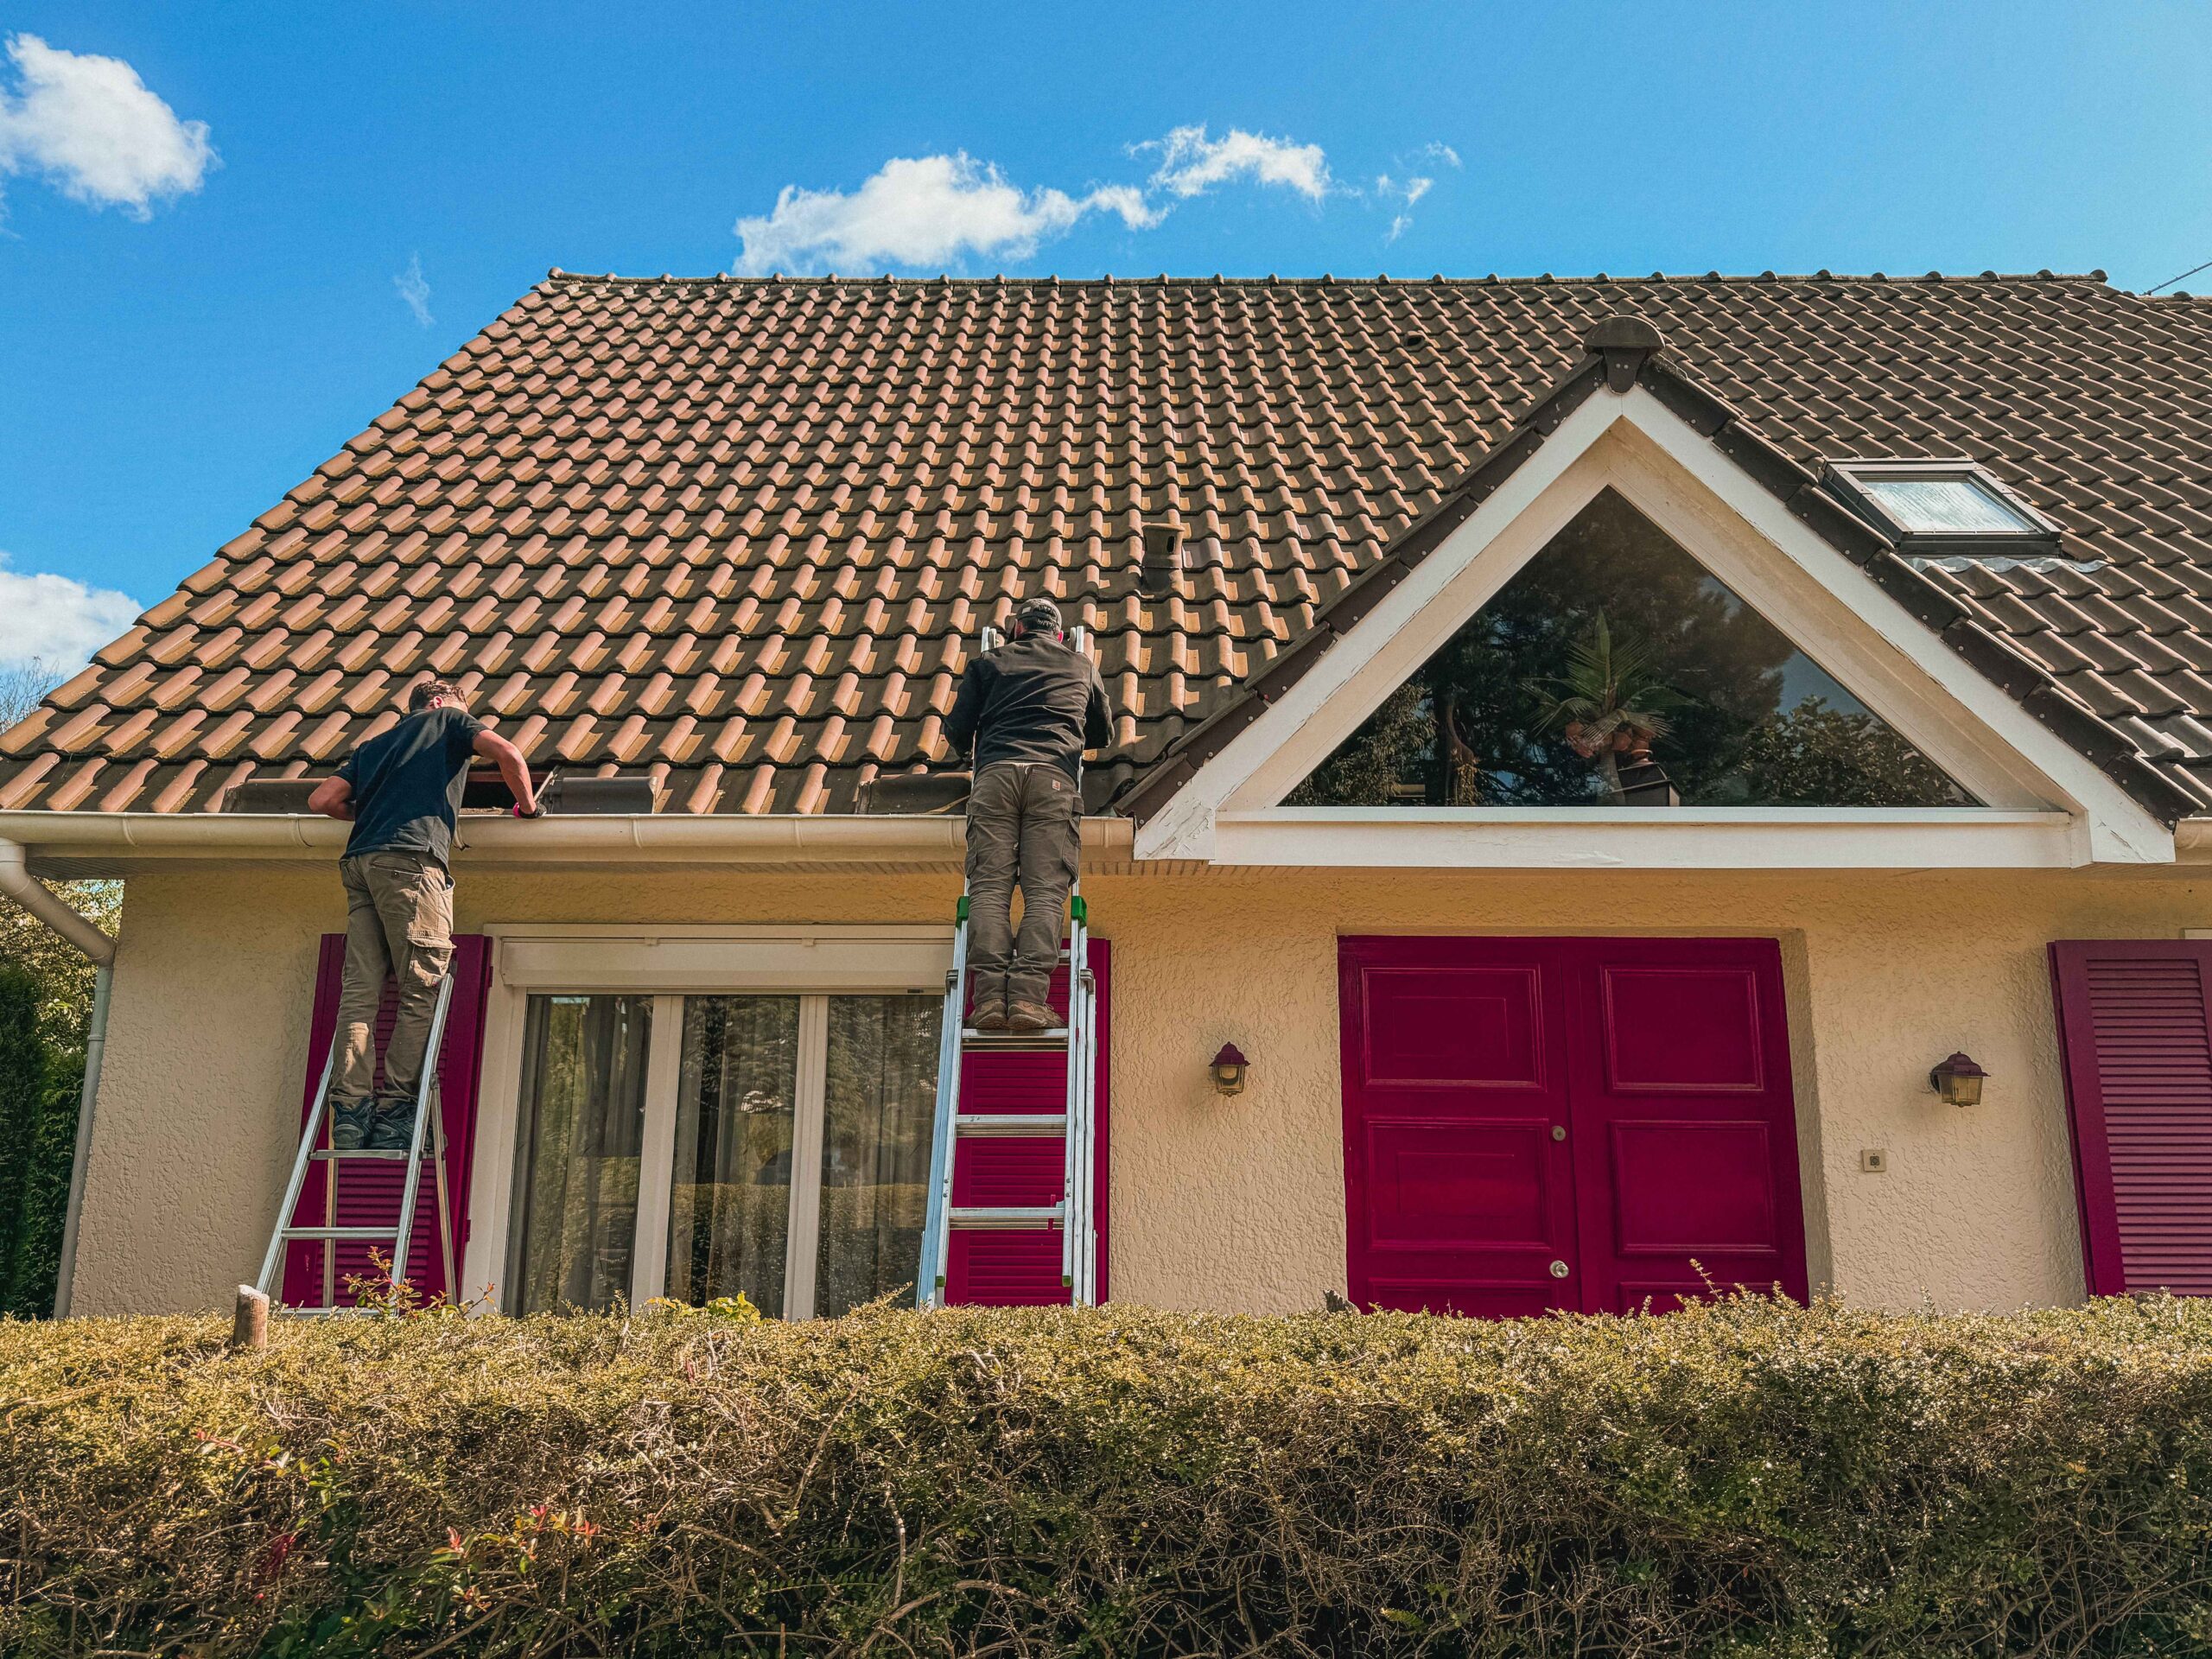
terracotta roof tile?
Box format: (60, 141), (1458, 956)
(9, 270), (2212, 814)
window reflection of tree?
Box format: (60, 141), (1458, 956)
(1288, 489), (1971, 809)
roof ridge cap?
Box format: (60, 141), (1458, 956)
(542, 269), (2121, 289)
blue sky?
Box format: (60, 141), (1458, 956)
(3, 1), (2209, 668)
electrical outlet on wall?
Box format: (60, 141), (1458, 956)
(1859, 1148), (1888, 1173)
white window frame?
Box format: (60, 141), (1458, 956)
(466, 923), (953, 1316)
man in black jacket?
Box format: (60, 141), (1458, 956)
(943, 599), (1113, 1033)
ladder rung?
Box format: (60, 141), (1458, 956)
(280, 1304), (379, 1319)
(280, 1226), (403, 1242)
(955, 1112), (1068, 1136)
(309, 1147), (427, 1161)
(948, 1205), (1065, 1230)
(960, 1027), (1070, 1049)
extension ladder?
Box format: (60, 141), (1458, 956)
(255, 972), (456, 1315)
(916, 626), (1102, 1308)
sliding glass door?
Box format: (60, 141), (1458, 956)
(507, 989), (940, 1317)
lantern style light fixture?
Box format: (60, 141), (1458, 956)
(1929, 1052), (1987, 1108)
(1210, 1043), (1250, 1096)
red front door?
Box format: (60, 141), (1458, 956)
(1339, 936), (1808, 1317)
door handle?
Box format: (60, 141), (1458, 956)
(1548, 1259), (1570, 1279)
(1551, 1124), (1567, 1141)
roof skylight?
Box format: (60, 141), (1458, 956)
(1826, 460), (2058, 550)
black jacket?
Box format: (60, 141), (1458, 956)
(944, 635), (1113, 779)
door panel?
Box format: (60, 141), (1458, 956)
(1340, 938), (1578, 1316)
(1572, 939), (1805, 1315)
(1608, 1122), (1778, 1254)
(1599, 965), (1766, 1092)
(1341, 936), (1808, 1319)
(1361, 966), (1548, 1090)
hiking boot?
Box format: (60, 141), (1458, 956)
(366, 1096), (419, 1153)
(1005, 999), (1056, 1033)
(969, 999), (1010, 1032)
(329, 1099), (374, 1152)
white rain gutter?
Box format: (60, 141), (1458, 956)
(2172, 818), (2212, 861)
(0, 810), (1134, 866)
(0, 837), (115, 1319)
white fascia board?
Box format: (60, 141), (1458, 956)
(1211, 807), (2081, 870)
(1135, 385), (2175, 868)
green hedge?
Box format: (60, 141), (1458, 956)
(4, 1297), (2212, 1656)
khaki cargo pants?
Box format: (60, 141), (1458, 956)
(964, 761), (1080, 1012)
(334, 850), (454, 1106)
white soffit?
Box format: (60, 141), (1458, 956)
(1135, 385), (2174, 868)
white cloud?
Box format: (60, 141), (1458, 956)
(0, 555), (140, 670)
(1376, 174), (1434, 244)
(0, 33), (213, 218)
(395, 252), (433, 326)
(1376, 144), (1460, 244)
(1144, 124), (1330, 200)
(734, 152), (1160, 275)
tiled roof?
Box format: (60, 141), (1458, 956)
(5, 270), (2212, 817)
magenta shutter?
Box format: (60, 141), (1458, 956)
(2050, 941), (2212, 1296)
(944, 938), (1109, 1305)
(280, 934), (493, 1307)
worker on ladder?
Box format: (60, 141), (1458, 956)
(307, 678), (539, 1152)
(943, 598), (1114, 1033)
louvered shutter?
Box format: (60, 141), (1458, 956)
(944, 938), (1109, 1304)
(2050, 940), (2212, 1296)
(280, 934), (494, 1307)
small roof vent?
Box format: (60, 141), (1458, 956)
(1583, 315), (1666, 390)
(1139, 521), (1185, 594)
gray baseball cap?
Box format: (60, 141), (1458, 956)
(1014, 596), (1064, 635)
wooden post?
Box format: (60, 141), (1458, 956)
(230, 1284), (269, 1351)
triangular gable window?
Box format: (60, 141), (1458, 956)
(1288, 489), (1976, 809)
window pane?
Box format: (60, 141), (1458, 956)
(1287, 489), (1974, 810)
(1856, 474), (2034, 535)
(815, 995), (943, 1318)
(668, 996), (799, 1317)
(507, 994), (652, 1314)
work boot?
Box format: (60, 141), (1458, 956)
(970, 1000), (1009, 1032)
(329, 1099), (374, 1152)
(1006, 999), (1056, 1033)
(366, 1096), (419, 1154)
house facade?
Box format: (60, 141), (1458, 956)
(10, 271), (2212, 1319)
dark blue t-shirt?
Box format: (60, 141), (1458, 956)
(336, 707), (485, 865)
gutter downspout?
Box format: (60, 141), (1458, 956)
(0, 838), (116, 1319)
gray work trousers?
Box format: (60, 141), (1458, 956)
(964, 761), (1080, 1009)
(335, 850), (454, 1105)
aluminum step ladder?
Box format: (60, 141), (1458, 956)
(255, 972), (456, 1315)
(916, 625), (1102, 1308)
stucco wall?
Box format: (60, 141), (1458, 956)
(66, 860), (2212, 1317)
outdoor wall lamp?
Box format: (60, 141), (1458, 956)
(1929, 1052), (1987, 1108)
(1210, 1043), (1250, 1096)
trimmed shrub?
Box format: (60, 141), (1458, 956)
(3, 1297), (2212, 1656)
(0, 963), (51, 1317)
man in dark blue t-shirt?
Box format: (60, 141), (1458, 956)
(308, 679), (539, 1150)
